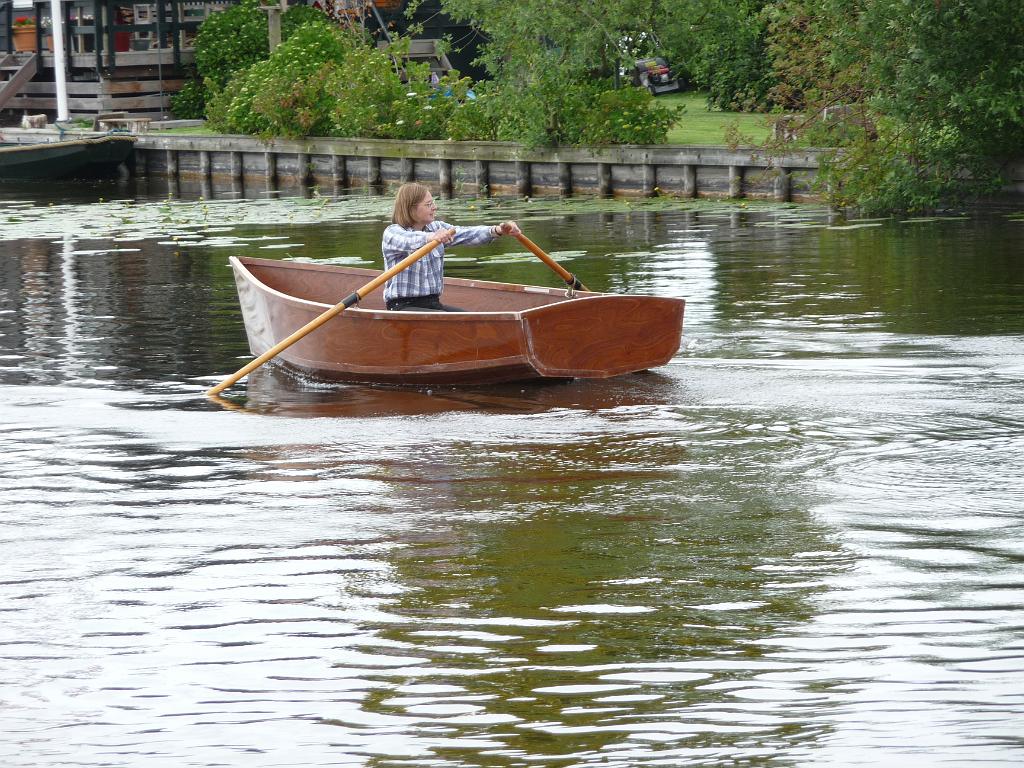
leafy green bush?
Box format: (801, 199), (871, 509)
(381, 68), (477, 140)
(208, 23), (353, 137)
(193, 0), (333, 116)
(281, 3), (330, 36)
(326, 39), (419, 139)
(197, 1), (681, 147)
(691, 4), (776, 112)
(446, 74), (679, 147)
(486, 70), (593, 147)
(207, 23), (492, 142)
(444, 81), (498, 142)
(169, 72), (205, 119)
(193, 0), (269, 92)
(578, 86), (681, 145)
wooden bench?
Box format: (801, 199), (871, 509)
(93, 113), (152, 133)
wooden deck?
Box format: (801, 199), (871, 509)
(1, 0), (212, 119)
(1, 0), (489, 120)
(3, 49), (188, 115)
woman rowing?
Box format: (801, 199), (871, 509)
(382, 182), (521, 311)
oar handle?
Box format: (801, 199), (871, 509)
(206, 230), (453, 397)
(514, 233), (589, 292)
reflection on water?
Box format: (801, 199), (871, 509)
(1, 182), (1023, 766)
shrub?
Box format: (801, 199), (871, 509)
(326, 39), (415, 138)
(206, 23), (495, 142)
(194, 0), (269, 92)
(379, 67), (476, 140)
(198, 5), (677, 147)
(281, 3), (330, 36)
(208, 23), (353, 137)
(194, 0), (334, 115)
(445, 90), (498, 142)
(455, 76), (679, 147)
(169, 76), (206, 120)
(578, 86), (680, 145)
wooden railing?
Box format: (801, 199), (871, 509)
(2, 0), (236, 69)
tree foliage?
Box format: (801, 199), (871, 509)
(199, 0), (677, 146)
(765, 0), (1024, 211)
(193, 0), (269, 91)
(435, 0), (682, 145)
(656, 0), (777, 111)
(204, 24), (478, 140)
(182, 0), (1024, 211)
(176, 0), (333, 119)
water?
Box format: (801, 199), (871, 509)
(2, 179), (1023, 767)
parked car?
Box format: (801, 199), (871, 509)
(632, 57), (681, 96)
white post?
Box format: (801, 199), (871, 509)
(263, 0), (288, 51)
(267, 6), (281, 50)
(49, 0), (69, 121)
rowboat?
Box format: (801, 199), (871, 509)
(229, 255), (685, 386)
(0, 135), (136, 180)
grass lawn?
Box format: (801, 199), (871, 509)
(657, 91), (773, 146)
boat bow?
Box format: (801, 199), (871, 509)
(521, 294), (685, 378)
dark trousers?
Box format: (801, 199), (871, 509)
(386, 294), (464, 312)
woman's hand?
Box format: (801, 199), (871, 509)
(493, 221), (522, 236)
(434, 228), (456, 244)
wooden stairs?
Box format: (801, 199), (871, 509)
(0, 53), (38, 112)
(0, 54), (183, 120)
(377, 38), (453, 77)
(363, 0), (453, 77)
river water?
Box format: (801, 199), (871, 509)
(2, 178), (1023, 767)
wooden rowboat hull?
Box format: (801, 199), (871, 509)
(230, 256), (685, 386)
(0, 135), (136, 180)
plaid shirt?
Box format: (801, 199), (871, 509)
(381, 220), (495, 302)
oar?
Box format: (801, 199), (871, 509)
(206, 230), (454, 398)
(514, 233), (589, 293)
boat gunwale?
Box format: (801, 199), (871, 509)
(232, 255), (608, 320)
(230, 256), (685, 384)
(0, 135), (137, 155)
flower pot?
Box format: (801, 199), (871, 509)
(13, 25), (37, 52)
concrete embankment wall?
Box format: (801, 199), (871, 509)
(130, 134), (824, 201)
(8, 129), (1024, 200)
(4, 128), (829, 199)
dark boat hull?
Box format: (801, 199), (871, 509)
(230, 256), (685, 386)
(0, 136), (136, 180)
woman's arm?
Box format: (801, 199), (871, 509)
(447, 220), (523, 247)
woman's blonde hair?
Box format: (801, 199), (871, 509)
(392, 182), (431, 229)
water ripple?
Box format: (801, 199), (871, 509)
(2, 202), (1023, 766)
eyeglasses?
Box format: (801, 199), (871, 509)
(418, 199), (437, 209)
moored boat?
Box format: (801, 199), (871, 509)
(230, 256), (685, 386)
(0, 135), (136, 179)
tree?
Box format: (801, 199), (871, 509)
(435, 0), (682, 145)
(659, 0), (778, 111)
(438, 0), (663, 80)
(767, 0), (1024, 211)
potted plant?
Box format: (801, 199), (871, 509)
(12, 16), (37, 52)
